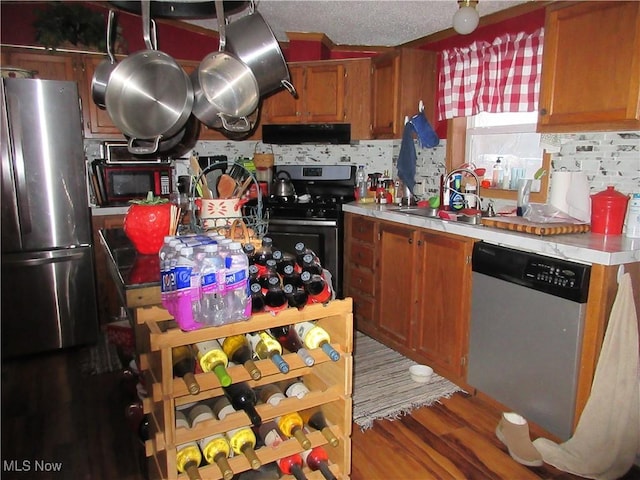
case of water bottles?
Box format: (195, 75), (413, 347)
(160, 234), (253, 331)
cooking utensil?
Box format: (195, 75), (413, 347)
(233, 176), (253, 198)
(272, 170), (296, 198)
(190, 155), (212, 199)
(190, 0), (260, 131)
(217, 174), (238, 199)
(91, 9), (117, 109)
(105, 0), (193, 152)
(225, 1), (297, 98)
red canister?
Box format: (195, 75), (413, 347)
(590, 186), (629, 234)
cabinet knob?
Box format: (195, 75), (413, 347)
(417, 240), (423, 246)
(539, 108), (548, 116)
(408, 237), (413, 244)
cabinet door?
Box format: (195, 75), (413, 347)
(376, 222), (416, 346)
(263, 65), (304, 123)
(83, 56), (123, 137)
(370, 53), (399, 138)
(2, 50), (76, 81)
(304, 63), (345, 123)
(538, 1), (640, 132)
(413, 232), (473, 380)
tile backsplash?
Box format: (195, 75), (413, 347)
(86, 130), (639, 206)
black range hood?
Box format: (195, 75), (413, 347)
(262, 124), (351, 145)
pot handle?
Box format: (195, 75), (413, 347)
(128, 136), (161, 155)
(215, 0), (226, 52)
(106, 10), (116, 64)
(218, 114), (251, 133)
(282, 79), (299, 99)
(141, 0), (155, 50)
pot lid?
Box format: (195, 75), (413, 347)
(591, 185), (628, 202)
(109, 1), (248, 19)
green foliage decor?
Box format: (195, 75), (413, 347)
(34, 2), (105, 51)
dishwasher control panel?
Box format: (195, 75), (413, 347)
(472, 242), (591, 303)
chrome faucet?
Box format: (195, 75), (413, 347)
(442, 168), (482, 210)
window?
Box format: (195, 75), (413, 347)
(466, 111), (544, 192)
(446, 115), (550, 203)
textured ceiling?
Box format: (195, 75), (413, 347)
(187, 0), (530, 47)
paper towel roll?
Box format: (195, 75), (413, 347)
(549, 171), (591, 222)
(549, 171), (572, 213)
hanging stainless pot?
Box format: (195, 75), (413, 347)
(91, 9), (117, 108)
(105, 0), (193, 152)
(225, 2), (297, 98)
(190, 0), (259, 130)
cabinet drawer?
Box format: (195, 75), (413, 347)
(351, 216), (376, 244)
(350, 244), (374, 270)
(349, 267), (375, 296)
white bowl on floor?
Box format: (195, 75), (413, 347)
(409, 364), (433, 383)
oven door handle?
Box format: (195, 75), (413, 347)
(268, 219), (338, 227)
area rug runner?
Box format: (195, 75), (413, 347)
(79, 330), (123, 376)
(353, 331), (465, 430)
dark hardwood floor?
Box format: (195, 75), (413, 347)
(2, 348), (638, 480)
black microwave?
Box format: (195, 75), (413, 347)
(91, 160), (173, 206)
(101, 141), (167, 164)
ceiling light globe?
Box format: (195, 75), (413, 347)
(453, 6), (480, 35)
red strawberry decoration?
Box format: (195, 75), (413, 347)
(123, 192), (172, 255)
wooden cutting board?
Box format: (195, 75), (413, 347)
(481, 216), (591, 235)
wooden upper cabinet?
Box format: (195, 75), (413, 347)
(2, 50), (77, 81)
(538, 1), (640, 132)
(371, 48), (437, 139)
(262, 59), (372, 139)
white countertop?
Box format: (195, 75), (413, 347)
(344, 203), (640, 266)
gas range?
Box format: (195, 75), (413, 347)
(265, 165), (356, 222)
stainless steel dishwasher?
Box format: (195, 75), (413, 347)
(468, 242), (591, 440)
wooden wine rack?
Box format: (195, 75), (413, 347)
(135, 298), (354, 480)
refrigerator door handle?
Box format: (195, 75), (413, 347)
(7, 94), (32, 235)
(2, 249), (85, 266)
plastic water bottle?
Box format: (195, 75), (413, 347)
(159, 236), (178, 312)
(198, 244), (226, 326)
(625, 193), (640, 238)
(174, 246), (201, 331)
(356, 165), (367, 200)
(165, 243), (185, 316)
(223, 242), (251, 322)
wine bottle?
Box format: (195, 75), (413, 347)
(301, 446), (336, 480)
(188, 404), (234, 480)
(257, 383), (286, 406)
(172, 346), (200, 395)
(234, 462), (280, 480)
(270, 325), (315, 366)
(175, 411), (203, 480)
(212, 396), (262, 470)
(280, 378), (311, 399)
(257, 421), (308, 480)
(222, 382), (262, 426)
(276, 411), (311, 449)
(301, 408), (339, 447)
(294, 321), (340, 362)
(246, 331), (290, 373)
(220, 335), (261, 380)
(193, 339), (232, 387)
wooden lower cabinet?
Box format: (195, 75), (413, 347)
(344, 213), (473, 386)
(137, 300), (353, 480)
(92, 214), (125, 325)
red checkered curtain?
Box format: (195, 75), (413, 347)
(437, 28), (544, 120)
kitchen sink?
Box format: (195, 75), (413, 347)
(387, 206), (484, 225)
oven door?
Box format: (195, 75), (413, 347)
(267, 218), (343, 298)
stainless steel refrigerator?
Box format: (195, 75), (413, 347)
(1, 78), (98, 358)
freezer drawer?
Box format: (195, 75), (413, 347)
(1, 246), (98, 358)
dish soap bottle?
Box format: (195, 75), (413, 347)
(492, 157), (504, 188)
